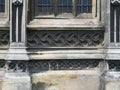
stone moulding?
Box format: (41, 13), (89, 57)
(0, 30), (104, 59)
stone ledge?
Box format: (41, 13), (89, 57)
(28, 49), (104, 60)
(0, 49), (104, 60)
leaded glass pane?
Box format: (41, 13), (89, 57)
(37, 0), (53, 15)
(36, 0), (93, 17)
(77, 0), (92, 14)
(58, 0), (72, 14)
(0, 0), (5, 12)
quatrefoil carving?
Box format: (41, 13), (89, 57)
(111, 0), (120, 5)
(12, 0), (23, 6)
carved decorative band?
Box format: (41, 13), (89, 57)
(110, 1), (120, 42)
(0, 31), (9, 47)
(27, 30), (104, 48)
(0, 60), (100, 73)
(0, 60), (28, 72)
(29, 60), (100, 73)
(108, 60), (120, 71)
(0, 30), (104, 48)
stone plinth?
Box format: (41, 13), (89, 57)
(105, 71), (120, 90)
(32, 70), (101, 90)
(5, 43), (29, 60)
(2, 73), (31, 90)
(0, 71), (5, 90)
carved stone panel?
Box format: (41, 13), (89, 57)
(27, 30), (104, 48)
(0, 30), (104, 48)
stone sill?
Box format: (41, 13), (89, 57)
(0, 19), (9, 30)
(27, 19), (105, 30)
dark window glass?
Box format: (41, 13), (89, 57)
(58, 0), (72, 14)
(36, 0), (92, 17)
(0, 0), (5, 12)
(77, 0), (92, 14)
(37, 0), (53, 15)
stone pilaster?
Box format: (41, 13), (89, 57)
(5, 0), (29, 60)
(3, 0), (31, 90)
(105, 0), (120, 60)
(104, 1), (120, 90)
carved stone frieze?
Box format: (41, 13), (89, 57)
(0, 30), (104, 48)
(29, 60), (100, 73)
(27, 30), (104, 48)
(0, 60), (100, 73)
(0, 31), (9, 47)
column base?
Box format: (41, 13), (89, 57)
(2, 72), (31, 90)
(105, 71), (120, 90)
(5, 43), (29, 60)
(105, 49), (120, 60)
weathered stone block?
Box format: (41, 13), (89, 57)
(32, 70), (100, 90)
(105, 72), (120, 90)
(0, 71), (5, 90)
(2, 73), (31, 90)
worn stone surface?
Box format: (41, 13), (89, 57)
(2, 73), (31, 90)
(32, 70), (100, 90)
(0, 71), (5, 90)
(105, 72), (120, 90)
(106, 82), (120, 90)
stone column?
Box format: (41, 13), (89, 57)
(3, 0), (31, 90)
(105, 0), (120, 60)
